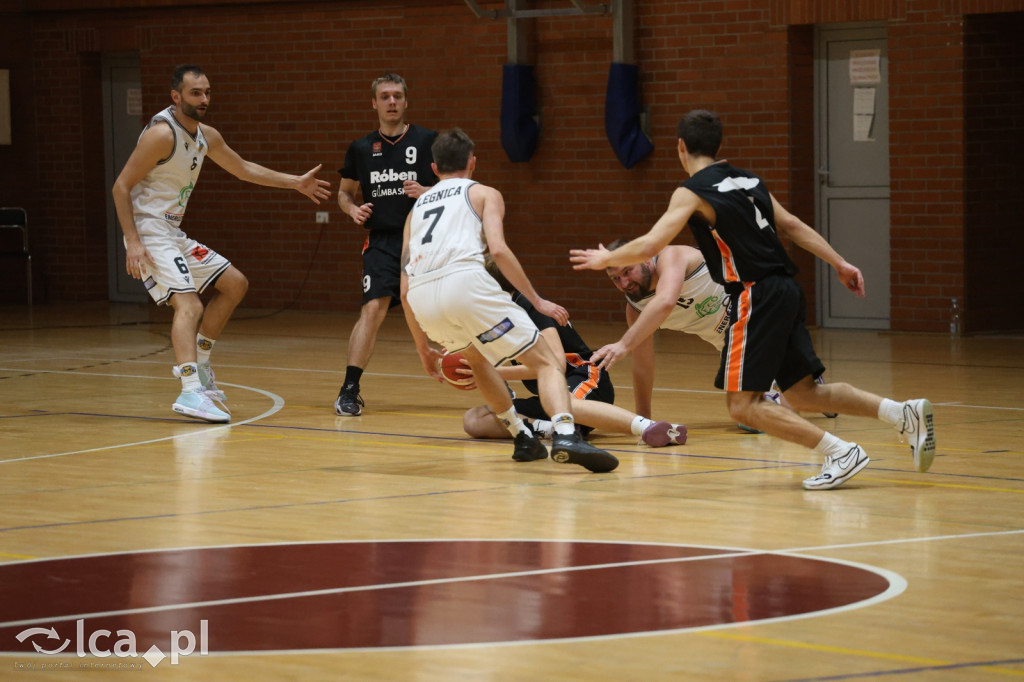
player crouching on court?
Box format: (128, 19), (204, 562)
(400, 128), (618, 473)
(459, 257), (687, 448)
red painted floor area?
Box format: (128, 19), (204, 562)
(1, 541), (890, 652)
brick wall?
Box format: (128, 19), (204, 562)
(1, 0), (1022, 332)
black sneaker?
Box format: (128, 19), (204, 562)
(550, 432), (619, 473)
(512, 430), (548, 462)
(334, 383), (364, 416)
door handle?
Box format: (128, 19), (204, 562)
(816, 168), (830, 186)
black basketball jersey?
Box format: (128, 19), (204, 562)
(511, 290), (594, 396)
(682, 161), (797, 290)
(339, 124), (438, 232)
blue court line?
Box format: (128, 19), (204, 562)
(780, 657), (1024, 680)
(4, 409), (1021, 483)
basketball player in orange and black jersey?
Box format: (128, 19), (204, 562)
(571, 109), (936, 490)
(334, 73), (437, 417)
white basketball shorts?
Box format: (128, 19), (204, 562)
(406, 264), (540, 367)
(133, 219), (231, 305)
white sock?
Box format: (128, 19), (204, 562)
(529, 419), (554, 437)
(630, 415), (654, 436)
(196, 334), (216, 365)
(177, 363), (202, 392)
(551, 412), (576, 436)
(496, 406), (530, 437)
(814, 431), (853, 458)
(878, 398), (903, 427)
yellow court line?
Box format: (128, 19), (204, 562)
(0, 552), (37, 560)
(700, 632), (1024, 676)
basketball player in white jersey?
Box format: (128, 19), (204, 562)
(400, 128), (618, 473)
(112, 64), (330, 423)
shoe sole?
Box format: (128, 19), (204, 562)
(334, 399), (362, 417)
(802, 455), (870, 490)
(173, 403), (230, 424)
(642, 422), (687, 447)
(512, 435), (548, 462)
(512, 447), (548, 462)
(913, 399), (936, 473)
(551, 446), (618, 473)
(335, 409), (362, 416)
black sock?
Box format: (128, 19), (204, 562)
(343, 366), (364, 388)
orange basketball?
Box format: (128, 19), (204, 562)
(437, 351), (474, 390)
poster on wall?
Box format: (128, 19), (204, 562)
(853, 87), (876, 142)
(849, 49), (881, 85)
(0, 70), (10, 145)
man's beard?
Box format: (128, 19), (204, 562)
(181, 102), (206, 122)
(623, 264), (653, 302)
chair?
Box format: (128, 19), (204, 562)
(0, 207), (31, 305)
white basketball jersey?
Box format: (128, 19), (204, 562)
(131, 107), (208, 228)
(628, 259), (731, 351)
(405, 178), (484, 277)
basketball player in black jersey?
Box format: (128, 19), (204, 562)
(334, 73), (437, 417)
(461, 260), (686, 447)
(571, 109), (936, 490)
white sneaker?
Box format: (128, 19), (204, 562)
(802, 445), (870, 490)
(898, 399), (936, 472)
(198, 362), (228, 402)
(173, 389), (230, 423)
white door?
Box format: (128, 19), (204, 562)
(815, 25), (890, 329)
(102, 54), (148, 302)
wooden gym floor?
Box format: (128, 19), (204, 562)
(0, 301), (1022, 680)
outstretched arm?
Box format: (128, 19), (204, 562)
(590, 248), (690, 370)
(475, 184), (570, 325)
(570, 187), (701, 270)
(771, 194), (865, 297)
(203, 125), (331, 204)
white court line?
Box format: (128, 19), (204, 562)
(8, 529), (1019, 651)
(0, 368), (284, 465)
(0, 538), (905, 631)
(8, 362), (1023, 409)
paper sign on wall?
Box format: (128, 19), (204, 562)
(853, 87), (876, 142)
(849, 49), (881, 85)
(126, 88), (142, 116)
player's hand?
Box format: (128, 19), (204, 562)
(452, 357), (477, 390)
(349, 202), (374, 227)
(297, 164), (332, 204)
(535, 298), (569, 326)
(124, 240), (155, 280)
(569, 243), (610, 271)
(590, 341), (630, 370)
(835, 261), (865, 297)
(403, 180), (427, 199)
(420, 346), (445, 382)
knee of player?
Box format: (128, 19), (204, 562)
(171, 293), (204, 320)
(462, 406), (491, 438)
(227, 270), (249, 299)
(726, 397), (757, 424)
